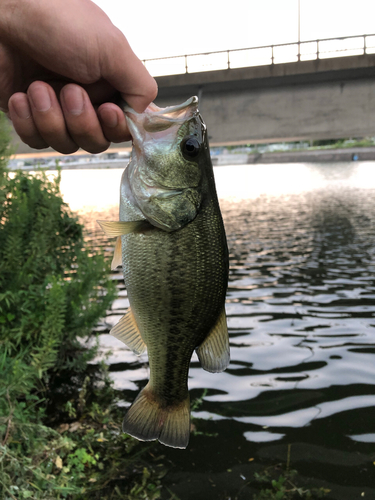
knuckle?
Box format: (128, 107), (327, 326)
(55, 144), (79, 155)
(24, 138), (48, 149)
(68, 127), (109, 153)
(102, 129), (125, 143)
(16, 129), (46, 149)
(84, 143), (109, 154)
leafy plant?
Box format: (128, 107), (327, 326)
(252, 466), (330, 499)
(0, 113), (165, 499)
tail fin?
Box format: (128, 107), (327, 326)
(122, 384), (190, 449)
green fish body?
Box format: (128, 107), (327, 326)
(98, 97), (229, 448)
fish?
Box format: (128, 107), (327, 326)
(97, 96), (229, 449)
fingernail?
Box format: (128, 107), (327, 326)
(62, 86), (84, 116)
(99, 108), (118, 128)
(12, 99), (31, 119)
(28, 84), (51, 112)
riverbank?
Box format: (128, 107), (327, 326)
(213, 146), (375, 166)
(8, 146), (375, 170)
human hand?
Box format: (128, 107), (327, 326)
(0, 0), (157, 154)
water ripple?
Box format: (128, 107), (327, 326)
(68, 163), (375, 492)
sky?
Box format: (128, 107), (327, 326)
(93, 0), (375, 60)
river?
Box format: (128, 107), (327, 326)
(58, 162), (375, 499)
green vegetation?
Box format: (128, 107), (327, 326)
(0, 113), (165, 499)
(251, 467), (330, 499)
(309, 137), (375, 148)
(0, 113), (334, 500)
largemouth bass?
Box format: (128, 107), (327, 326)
(98, 96), (229, 449)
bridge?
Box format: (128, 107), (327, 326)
(9, 34), (375, 154)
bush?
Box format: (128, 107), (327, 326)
(0, 115), (164, 499)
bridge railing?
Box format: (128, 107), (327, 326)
(143, 34), (375, 77)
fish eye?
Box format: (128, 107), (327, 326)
(181, 136), (200, 158)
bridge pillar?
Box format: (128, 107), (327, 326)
(154, 54), (375, 145)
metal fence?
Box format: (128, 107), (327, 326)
(143, 34), (375, 77)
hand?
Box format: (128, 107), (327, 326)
(0, 0), (157, 154)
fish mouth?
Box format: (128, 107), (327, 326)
(150, 96), (198, 117)
(121, 96), (198, 117)
(146, 183), (182, 197)
(139, 180), (183, 200)
(122, 96), (206, 146)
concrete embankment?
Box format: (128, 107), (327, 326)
(12, 146), (375, 171)
(212, 147), (375, 166)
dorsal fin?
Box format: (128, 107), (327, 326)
(196, 308), (230, 373)
(110, 308), (146, 355)
(111, 237), (123, 270)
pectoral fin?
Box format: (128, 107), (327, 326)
(110, 308), (146, 355)
(97, 220), (148, 238)
(111, 237), (123, 270)
(196, 308), (230, 373)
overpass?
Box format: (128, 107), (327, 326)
(9, 34), (375, 154)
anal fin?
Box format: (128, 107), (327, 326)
(111, 236), (123, 270)
(110, 308), (146, 355)
(196, 308), (230, 373)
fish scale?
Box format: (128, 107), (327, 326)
(122, 198), (228, 405)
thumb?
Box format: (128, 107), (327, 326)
(101, 30), (158, 112)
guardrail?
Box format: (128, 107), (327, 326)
(143, 33), (375, 77)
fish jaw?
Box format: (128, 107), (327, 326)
(123, 96), (199, 132)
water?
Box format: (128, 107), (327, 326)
(59, 162), (375, 499)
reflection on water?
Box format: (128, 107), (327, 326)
(58, 162), (375, 498)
